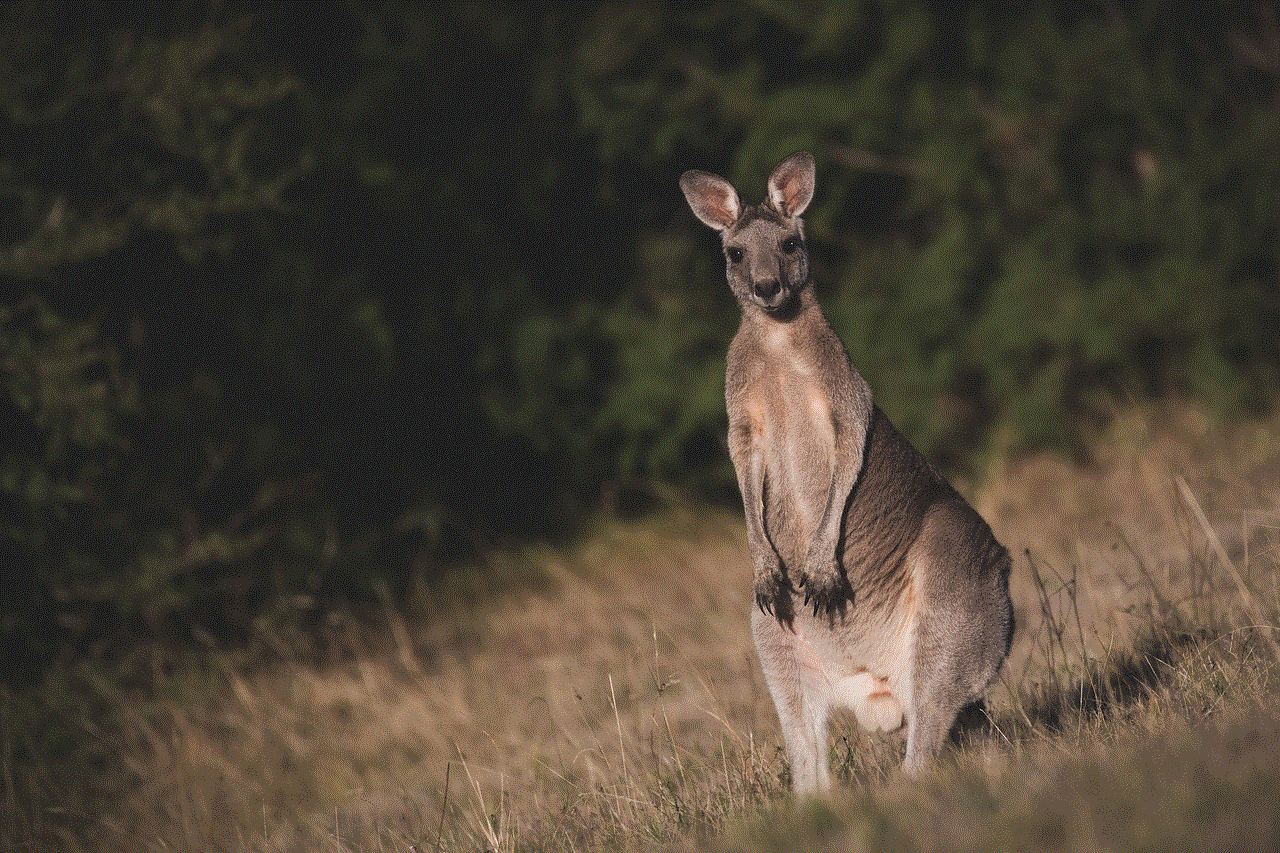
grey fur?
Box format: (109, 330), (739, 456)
(680, 152), (1014, 792)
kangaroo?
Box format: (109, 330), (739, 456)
(680, 152), (1013, 792)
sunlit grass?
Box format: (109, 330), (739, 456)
(5, 402), (1280, 852)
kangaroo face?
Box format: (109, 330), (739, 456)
(680, 152), (816, 317)
(721, 212), (808, 315)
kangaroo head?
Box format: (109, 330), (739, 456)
(680, 152), (815, 318)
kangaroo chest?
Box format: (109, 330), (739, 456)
(751, 326), (836, 564)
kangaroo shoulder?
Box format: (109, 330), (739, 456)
(808, 319), (871, 420)
(726, 326), (758, 364)
(725, 328), (766, 410)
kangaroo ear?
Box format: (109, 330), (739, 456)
(767, 152), (815, 218)
(680, 170), (741, 231)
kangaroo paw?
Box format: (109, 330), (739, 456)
(800, 559), (851, 620)
(754, 564), (795, 631)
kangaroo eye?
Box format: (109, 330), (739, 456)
(726, 247), (744, 263)
(781, 237), (801, 254)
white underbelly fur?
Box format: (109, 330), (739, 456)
(835, 672), (904, 732)
(781, 605), (917, 734)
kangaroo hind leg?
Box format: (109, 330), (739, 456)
(753, 614), (831, 794)
(902, 646), (971, 776)
(901, 501), (1010, 775)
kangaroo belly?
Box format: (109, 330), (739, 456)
(753, 602), (917, 733)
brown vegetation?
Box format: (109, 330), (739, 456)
(6, 402), (1280, 852)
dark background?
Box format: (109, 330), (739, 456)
(2, 2), (1277, 681)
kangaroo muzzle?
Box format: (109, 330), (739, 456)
(754, 279), (781, 300)
(754, 278), (795, 313)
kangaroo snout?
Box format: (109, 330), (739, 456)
(754, 279), (781, 300)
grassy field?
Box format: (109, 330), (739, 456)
(5, 403), (1280, 852)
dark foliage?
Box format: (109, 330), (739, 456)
(1, 2), (1276, 672)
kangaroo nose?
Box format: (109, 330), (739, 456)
(754, 279), (781, 300)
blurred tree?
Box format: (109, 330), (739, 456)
(571, 3), (1279, 461)
(0, 2), (1276, 668)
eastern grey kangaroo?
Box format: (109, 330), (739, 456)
(680, 152), (1013, 792)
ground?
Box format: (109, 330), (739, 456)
(6, 403), (1280, 852)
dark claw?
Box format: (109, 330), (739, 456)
(756, 571), (796, 632)
(802, 581), (852, 621)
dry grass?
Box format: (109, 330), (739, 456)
(5, 402), (1280, 852)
